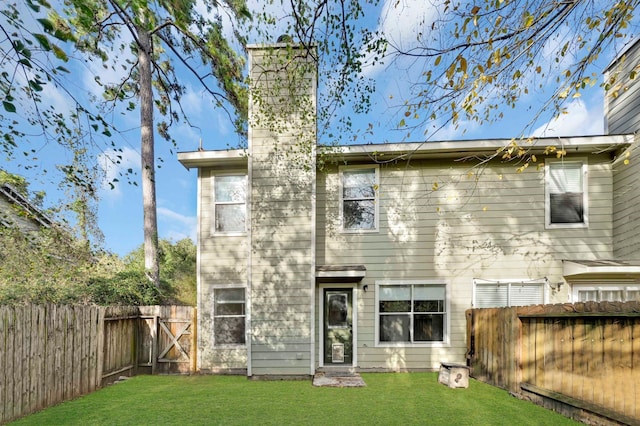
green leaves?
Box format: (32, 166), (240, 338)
(3, 101), (17, 113)
(383, 0), (639, 139)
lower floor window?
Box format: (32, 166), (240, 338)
(214, 287), (245, 345)
(573, 283), (640, 302)
(473, 279), (546, 308)
(377, 282), (446, 344)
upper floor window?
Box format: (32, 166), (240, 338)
(340, 166), (378, 231)
(473, 279), (546, 308)
(213, 174), (246, 233)
(545, 161), (587, 228)
(376, 281), (448, 346)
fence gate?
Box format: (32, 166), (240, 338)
(137, 306), (196, 375)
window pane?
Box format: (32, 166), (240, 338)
(414, 285), (445, 300)
(380, 300), (411, 313)
(216, 204), (246, 232)
(216, 303), (244, 316)
(550, 193), (583, 223)
(380, 285), (411, 301)
(549, 164), (582, 193)
(414, 314), (444, 342)
(578, 290), (598, 302)
(215, 176), (246, 202)
(626, 290), (640, 302)
(216, 288), (245, 302)
(343, 169), (375, 199)
(475, 284), (508, 308)
(344, 200), (375, 229)
(600, 290), (624, 302)
(414, 300), (444, 312)
(214, 317), (245, 345)
(380, 314), (410, 342)
(327, 294), (348, 327)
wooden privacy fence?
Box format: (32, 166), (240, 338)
(0, 304), (196, 424)
(467, 302), (640, 425)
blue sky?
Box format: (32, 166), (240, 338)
(1, 0), (634, 256)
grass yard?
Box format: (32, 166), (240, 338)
(11, 373), (579, 425)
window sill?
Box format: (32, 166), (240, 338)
(340, 228), (379, 234)
(545, 223), (588, 230)
(212, 232), (247, 237)
(375, 341), (450, 348)
(213, 344), (247, 349)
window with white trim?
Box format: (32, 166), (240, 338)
(572, 283), (640, 302)
(213, 287), (246, 346)
(340, 166), (378, 231)
(213, 174), (246, 233)
(376, 282), (447, 345)
(473, 279), (546, 308)
(545, 161), (587, 227)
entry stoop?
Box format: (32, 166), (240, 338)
(313, 369), (366, 387)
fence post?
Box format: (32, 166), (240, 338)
(151, 315), (158, 375)
(191, 307), (197, 374)
(95, 307), (105, 387)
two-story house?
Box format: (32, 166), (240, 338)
(178, 41), (640, 377)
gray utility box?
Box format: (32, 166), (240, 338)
(438, 362), (470, 388)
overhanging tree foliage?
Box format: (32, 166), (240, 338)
(262, 0), (638, 156)
(1, 1), (251, 287)
(2, 0), (638, 287)
(384, 0), (638, 141)
(54, 0), (250, 287)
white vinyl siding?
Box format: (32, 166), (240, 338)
(375, 281), (449, 346)
(213, 174), (246, 234)
(546, 161), (588, 228)
(613, 144), (640, 258)
(340, 166), (379, 232)
(473, 279), (546, 308)
(317, 153), (615, 370)
(197, 168), (249, 372)
(605, 40), (640, 135)
(248, 46), (316, 376)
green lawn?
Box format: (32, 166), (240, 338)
(12, 373), (579, 425)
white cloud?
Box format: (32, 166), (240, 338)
(377, 0), (441, 47)
(158, 207), (197, 242)
(361, 0), (444, 78)
(531, 99), (604, 137)
(97, 146), (141, 198)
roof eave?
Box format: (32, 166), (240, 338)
(322, 134), (634, 162)
(177, 149), (248, 170)
(563, 260), (640, 279)
(177, 134), (635, 169)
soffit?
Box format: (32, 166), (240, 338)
(177, 149), (248, 170)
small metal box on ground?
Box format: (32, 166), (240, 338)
(438, 362), (470, 388)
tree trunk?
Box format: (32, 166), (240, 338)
(137, 26), (160, 287)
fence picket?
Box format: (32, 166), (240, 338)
(0, 304), (194, 423)
(467, 302), (640, 424)
(0, 307), (9, 423)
